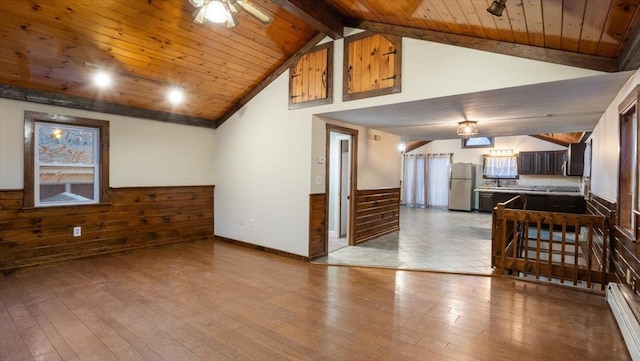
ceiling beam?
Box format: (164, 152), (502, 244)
(405, 141), (431, 153)
(0, 85), (217, 129)
(271, 0), (343, 39)
(619, 16), (640, 71)
(529, 132), (585, 147)
(345, 19), (618, 73)
(216, 32), (327, 127)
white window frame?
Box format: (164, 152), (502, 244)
(24, 111), (110, 209)
(34, 122), (100, 207)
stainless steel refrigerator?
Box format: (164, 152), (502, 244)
(449, 163), (475, 211)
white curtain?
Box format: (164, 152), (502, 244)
(483, 156), (518, 178)
(403, 153), (451, 208)
(427, 154), (451, 208)
(403, 154), (426, 207)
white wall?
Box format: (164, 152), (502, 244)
(213, 31), (602, 258)
(0, 98), (216, 189)
(408, 135), (579, 186)
(590, 70), (640, 202)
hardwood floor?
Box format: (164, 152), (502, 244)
(0, 240), (631, 361)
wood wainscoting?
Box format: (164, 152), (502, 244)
(309, 193), (327, 259)
(0, 186), (214, 274)
(588, 192), (640, 289)
(354, 188), (400, 244)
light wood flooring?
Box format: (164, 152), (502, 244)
(318, 207), (493, 274)
(0, 240), (631, 361)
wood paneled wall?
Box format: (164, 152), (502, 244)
(354, 188), (400, 244)
(587, 192), (639, 291)
(0, 186), (214, 274)
(309, 193), (327, 259)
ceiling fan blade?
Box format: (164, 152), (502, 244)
(189, 0), (206, 7)
(226, 11), (239, 27)
(237, 0), (272, 24)
(192, 7), (207, 24)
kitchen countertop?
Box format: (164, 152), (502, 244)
(474, 187), (585, 197)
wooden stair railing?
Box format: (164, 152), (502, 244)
(492, 203), (613, 290)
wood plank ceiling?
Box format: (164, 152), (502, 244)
(0, 0), (639, 129)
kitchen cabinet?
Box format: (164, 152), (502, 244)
(553, 151), (566, 175)
(566, 143), (585, 176)
(525, 194), (548, 211)
(479, 192), (494, 212)
(478, 190), (586, 214)
(548, 196), (585, 214)
(535, 151), (554, 174)
(519, 153), (535, 174)
(518, 150), (566, 175)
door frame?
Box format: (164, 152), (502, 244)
(326, 124), (358, 247)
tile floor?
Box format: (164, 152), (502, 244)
(314, 206), (494, 274)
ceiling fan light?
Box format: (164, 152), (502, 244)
(204, 1), (230, 23)
(487, 0), (507, 17)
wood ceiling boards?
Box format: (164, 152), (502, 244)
(1, 0), (640, 128)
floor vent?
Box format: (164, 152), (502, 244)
(608, 283), (640, 361)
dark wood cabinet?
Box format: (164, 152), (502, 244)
(478, 191), (585, 214)
(553, 151), (566, 175)
(548, 195), (585, 214)
(535, 151), (554, 174)
(519, 152), (535, 174)
(519, 150), (566, 175)
(479, 192), (494, 212)
(526, 194), (548, 211)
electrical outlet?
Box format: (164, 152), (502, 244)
(633, 278), (637, 293)
(627, 269), (632, 284)
(73, 226), (81, 237)
(240, 219), (244, 226)
(250, 218), (256, 227)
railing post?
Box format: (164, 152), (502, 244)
(493, 203), (506, 273)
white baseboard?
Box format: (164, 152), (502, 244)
(608, 283), (640, 361)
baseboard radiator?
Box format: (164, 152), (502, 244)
(608, 283), (640, 360)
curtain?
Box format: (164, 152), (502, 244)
(403, 153), (451, 208)
(483, 156), (518, 178)
(403, 154), (426, 207)
(427, 154), (451, 208)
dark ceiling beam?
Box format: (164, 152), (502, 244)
(345, 18), (618, 73)
(405, 141), (431, 153)
(619, 17), (640, 71)
(271, 0), (343, 39)
(216, 32), (327, 127)
(0, 85), (217, 129)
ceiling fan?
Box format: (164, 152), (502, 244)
(189, 0), (272, 27)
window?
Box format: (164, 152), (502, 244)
(24, 112), (109, 207)
(462, 136), (494, 148)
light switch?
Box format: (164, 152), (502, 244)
(315, 176), (322, 185)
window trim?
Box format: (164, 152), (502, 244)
(24, 111), (110, 208)
(617, 85), (640, 240)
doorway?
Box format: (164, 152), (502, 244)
(326, 124), (357, 252)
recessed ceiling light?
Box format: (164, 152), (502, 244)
(92, 70), (112, 88)
(167, 88), (185, 105)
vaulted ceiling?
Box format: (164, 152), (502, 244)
(1, 0), (639, 131)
